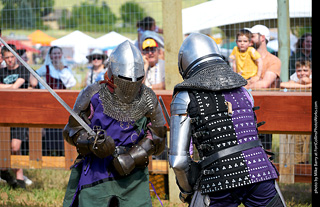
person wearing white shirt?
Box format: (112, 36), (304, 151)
(37, 46), (76, 89)
(141, 38), (165, 90)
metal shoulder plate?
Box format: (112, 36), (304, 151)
(74, 82), (101, 114)
(145, 86), (166, 127)
(63, 83), (100, 144)
(145, 87), (167, 155)
(170, 91), (190, 115)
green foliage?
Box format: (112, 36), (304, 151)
(61, 1), (117, 32)
(0, 0), (54, 29)
(119, 1), (146, 27)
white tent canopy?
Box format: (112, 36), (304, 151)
(91, 31), (132, 50)
(51, 30), (96, 64)
(182, 0), (312, 34)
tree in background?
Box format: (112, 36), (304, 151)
(120, 1), (146, 27)
(0, 0), (54, 29)
(62, 1), (116, 32)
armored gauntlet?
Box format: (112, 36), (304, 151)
(75, 129), (115, 159)
(112, 137), (155, 176)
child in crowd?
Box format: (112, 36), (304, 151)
(229, 29), (263, 81)
(136, 16), (163, 51)
(280, 58), (312, 89)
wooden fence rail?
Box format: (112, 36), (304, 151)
(0, 89), (312, 183)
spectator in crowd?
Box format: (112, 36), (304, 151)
(0, 47), (5, 69)
(36, 46), (76, 89)
(16, 49), (38, 89)
(140, 30), (165, 60)
(84, 49), (108, 87)
(136, 16), (163, 51)
(244, 25), (281, 154)
(0, 44), (37, 89)
(289, 33), (312, 76)
(245, 25), (281, 89)
(280, 58), (312, 90)
(17, 49), (28, 65)
(142, 38), (165, 90)
(229, 29), (263, 81)
(0, 29), (7, 68)
(36, 46), (76, 156)
(0, 44), (35, 189)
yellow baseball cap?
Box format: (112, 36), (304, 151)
(142, 38), (158, 50)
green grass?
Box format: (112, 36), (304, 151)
(0, 169), (70, 207)
(0, 169), (312, 207)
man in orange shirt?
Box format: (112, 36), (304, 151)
(245, 25), (281, 89)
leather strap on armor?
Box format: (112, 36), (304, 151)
(200, 140), (262, 169)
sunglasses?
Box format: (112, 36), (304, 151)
(91, 56), (102, 61)
(142, 47), (157, 54)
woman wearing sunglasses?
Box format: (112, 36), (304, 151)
(84, 49), (108, 87)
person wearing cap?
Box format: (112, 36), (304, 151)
(245, 25), (281, 89)
(84, 49), (108, 87)
(142, 38), (165, 90)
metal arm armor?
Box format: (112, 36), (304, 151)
(168, 91), (194, 193)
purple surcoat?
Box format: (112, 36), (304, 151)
(76, 92), (146, 192)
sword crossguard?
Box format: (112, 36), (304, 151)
(92, 126), (105, 150)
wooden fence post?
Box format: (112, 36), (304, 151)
(64, 140), (78, 170)
(162, 0), (184, 203)
(279, 134), (295, 183)
(162, 0), (183, 91)
(29, 128), (43, 168)
(0, 127), (11, 169)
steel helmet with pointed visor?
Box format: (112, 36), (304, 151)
(105, 40), (145, 103)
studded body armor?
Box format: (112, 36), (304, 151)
(186, 87), (278, 194)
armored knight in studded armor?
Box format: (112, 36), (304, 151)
(169, 33), (286, 207)
(62, 41), (166, 207)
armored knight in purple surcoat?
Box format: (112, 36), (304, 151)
(62, 41), (166, 207)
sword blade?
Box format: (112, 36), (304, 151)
(159, 96), (170, 126)
(0, 37), (95, 136)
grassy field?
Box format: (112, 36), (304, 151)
(0, 168), (312, 207)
